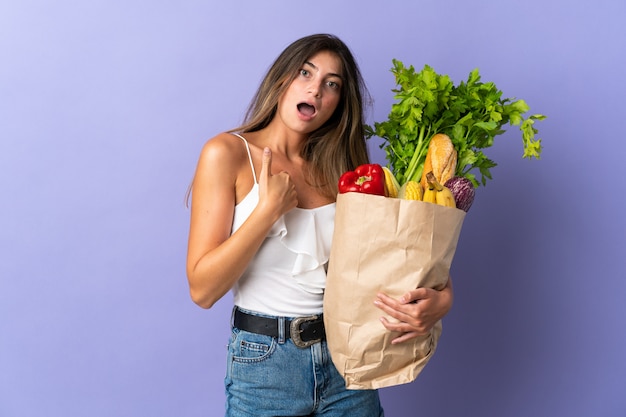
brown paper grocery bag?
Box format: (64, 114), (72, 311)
(323, 192), (465, 389)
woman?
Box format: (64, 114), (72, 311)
(186, 33), (454, 416)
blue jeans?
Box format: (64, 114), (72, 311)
(225, 309), (384, 417)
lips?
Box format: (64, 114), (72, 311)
(297, 102), (316, 117)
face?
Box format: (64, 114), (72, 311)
(276, 50), (343, 134)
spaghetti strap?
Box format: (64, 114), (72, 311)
(232, 133), (258, 185)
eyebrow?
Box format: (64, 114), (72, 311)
(304, 60), (344, 80)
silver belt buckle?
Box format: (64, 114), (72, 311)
(290, 315), (321, 348)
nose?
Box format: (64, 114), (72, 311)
(308, 81), (322, 97)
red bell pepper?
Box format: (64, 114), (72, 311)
(338, 163), (386, 196)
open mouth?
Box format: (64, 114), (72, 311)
(297, 102), (316, 117)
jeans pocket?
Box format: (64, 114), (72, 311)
(230, 328), (276, 364)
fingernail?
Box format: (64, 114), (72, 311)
(264, 147), (270, 154)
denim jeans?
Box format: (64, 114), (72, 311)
(224, 309), (384, 417)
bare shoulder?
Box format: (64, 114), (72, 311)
(194, 132), (254, 203)
(199, 132), (247, 165)
(196, 133), (249, 178)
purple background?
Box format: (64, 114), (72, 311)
(2, 1), (625, 416)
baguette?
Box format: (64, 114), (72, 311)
(420, 133), (457, 190)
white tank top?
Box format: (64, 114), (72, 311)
(230, 133), (335, 316)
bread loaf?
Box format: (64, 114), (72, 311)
(420, 133), (457, 190)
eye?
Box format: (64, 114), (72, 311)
(300, 69), (310, 77)
(327, 80), (341, 90)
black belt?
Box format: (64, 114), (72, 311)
(233, 308), (325, 348)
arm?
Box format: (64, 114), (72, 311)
(373, 276), (454, 344)
(186, 137), (297, 308)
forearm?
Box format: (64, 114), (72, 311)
(374, 275), (455, 343)
(187, 243), (259, 309)
(435, 275), (454, 319)
(187, 208), (276, 309)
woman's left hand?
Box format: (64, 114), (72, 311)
(373, 277), (454, 345)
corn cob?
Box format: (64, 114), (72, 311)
(382, 167), (400, 198)
(399, 180), (423, 201)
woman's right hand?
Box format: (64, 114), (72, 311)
(257, 147), (298, 221)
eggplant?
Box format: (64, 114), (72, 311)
(444, 177), (475, 212)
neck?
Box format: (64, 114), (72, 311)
(259, 121), (308, 160)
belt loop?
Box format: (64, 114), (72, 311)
(230, 306), (237, 327)
(277, 316), (286, 344)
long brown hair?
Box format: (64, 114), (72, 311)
(232, 33), (372, 198)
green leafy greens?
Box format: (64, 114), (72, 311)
(365, 59), (546, 187)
